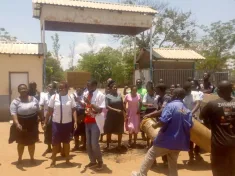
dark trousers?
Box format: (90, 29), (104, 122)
(162, 155), (168, 163)
(189, 141), (200, 159)
(211, 145), (235, 176)
(37, 121), (40, 140)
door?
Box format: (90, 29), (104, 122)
(10, 73), (28, 102)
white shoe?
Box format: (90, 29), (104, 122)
(131, 171), (139, 176)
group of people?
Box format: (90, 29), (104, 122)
(9, 80), (105, 169)
(132, 75), (235, 176)
(8, 72), (235, 176)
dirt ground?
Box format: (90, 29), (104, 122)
(0, 122), (213, 176)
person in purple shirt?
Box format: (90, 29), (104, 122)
(132, 88), (193, 176)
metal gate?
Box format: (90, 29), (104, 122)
(153, 69), (229, 87)
(194, 71), (229, 85)
(153, 69), (194, 87)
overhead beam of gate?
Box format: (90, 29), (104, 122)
(32, 0), (157, 86)
(33, 0), (157, 35)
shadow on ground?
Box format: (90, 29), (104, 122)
(11, 159), (47, 171)
(90, 164), (113, 174)
(53, 162), (82, 169)
(150, 159), (211, 175)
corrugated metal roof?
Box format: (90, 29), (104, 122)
(33, 0), (157, 17)
(153, 48), (205, 60)
(0, 43), (44, 55)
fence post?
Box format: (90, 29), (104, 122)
(149, 27), (153, 82)
(133, 36), (137, 84)
(192, 62), (195, 78)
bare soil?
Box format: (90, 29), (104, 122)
(0, 122), (212, 176)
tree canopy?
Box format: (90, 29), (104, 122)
(77, 46), (133, 86)
(114, 0), (196, 49)
(196, 19), (235, 71)
(0, 28), (17, 42)
(51, 33), (61, 61)
(45, 52), (64, 85)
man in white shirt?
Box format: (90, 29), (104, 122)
(81, 80), (106, 170)
(183, 81), (203, 163)
(183, 82), (201, 113)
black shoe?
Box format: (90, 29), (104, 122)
(85, 162), (97, 168)
(96, 161), (103, 171)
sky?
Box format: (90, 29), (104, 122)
(1, 0), (235, 69)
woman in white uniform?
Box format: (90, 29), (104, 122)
(43, 82), (78, 167)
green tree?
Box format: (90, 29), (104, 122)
(119, 49), (135, 85)
(51, 33), (61, 61)
(196, 19), (235, 71)
(155, 8), (196, 48)
(77, 47), (119, 84)
(115, 1), (196, 49)
(77, 47), (133, 86)
(0, 28), (17, 42)
(196, 57), (225, 72)
(46, 52), (64, 84)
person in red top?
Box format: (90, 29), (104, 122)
(81, 80), (106, 170)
